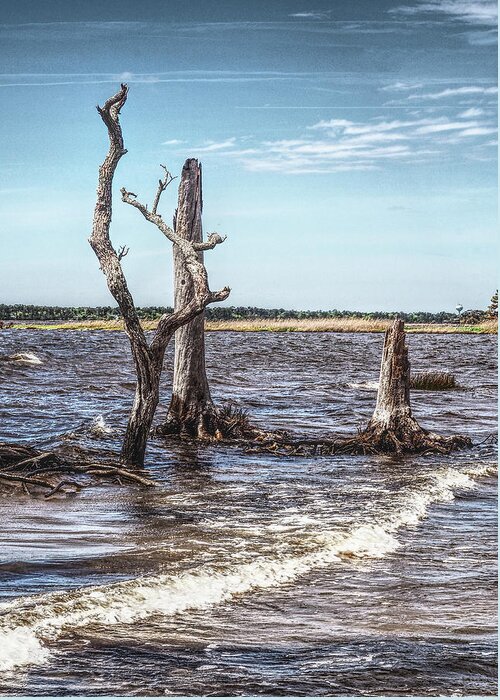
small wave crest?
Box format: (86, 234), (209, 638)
(0, 626), (49, 673)
(347, 381), (379, 390)
(0, 462), (495, 673)
(0, 352), (43, 366)
(89, 415), (114, 438)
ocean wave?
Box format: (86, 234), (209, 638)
(89, 415), (114, 438)
(0, 462), (495, 673)
(347, 381), (379, 390)
(0, 352), (43, 366)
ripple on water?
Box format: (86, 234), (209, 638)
(0, 330), (496, 695)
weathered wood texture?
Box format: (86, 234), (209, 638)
(361, 319), (471, 453)
(89, 84), (229, 467)
(161, 160), (220, 438)
(235, 319), (473, 457)
(369, 318), (417, 432)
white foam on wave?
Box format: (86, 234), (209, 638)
(0, 462), (495, 673)
(0, 626), (49, 672)
(8, 352), (43, 366)
(347, 381), (379, 390)
(89, 415), (114, 437)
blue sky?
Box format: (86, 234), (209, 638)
(0, 0), (497, 311)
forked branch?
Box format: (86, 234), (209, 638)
(152, 165), (176, 215)
(193, 233), (227, 251)
(117, 245), (129, 261)
(89, 84), (230, 467)
(120, 185), (230, 349)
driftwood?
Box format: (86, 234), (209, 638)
(0, 442), (155, 497)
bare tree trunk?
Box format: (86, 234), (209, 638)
(89, 84), (229, 468)
(161, 159), (220, 439)
(120, 356), (162, 467)
(368, 319), (420, 436)
(361, 319), (471, 453)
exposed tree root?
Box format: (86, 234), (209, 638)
(234, 428), (472, 458)
(180, 320), (474, 458)
(155, 401), (287, 443)
(0, 442), (155, 497)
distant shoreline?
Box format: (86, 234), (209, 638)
(5, 318), (497, 334)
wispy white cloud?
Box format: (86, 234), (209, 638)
(194, 138), (238, 152)
(184, 111), (496, 174)
(390, 0), (498, 26)
(458, 107), (484, 117)
(118, 72), (160, 84)
(289, 11), (333, 20)
(455, 126), (497, 136)
(465, 27), (497, 44)
(415, 119), (482, 133)
(406, 85), (497, 100)
(381, 81), (425, 91)
(0, 70), (325, 89)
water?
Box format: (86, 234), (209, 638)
(0, 330), (497, 696)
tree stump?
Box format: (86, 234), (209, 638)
(360, 319), (471, 453)
(155, 159), (221, 439)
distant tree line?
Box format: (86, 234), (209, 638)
(0, 305), (170, 321)
(0, 304), (493, 323)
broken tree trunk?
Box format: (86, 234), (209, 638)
(89, 84), (229, 468)
(240, 319), (472, 457)
(360, 319), (471, 453)
(160, 159), (221, 439)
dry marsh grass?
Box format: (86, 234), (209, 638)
(205, 318), (392, 333)
(410, 371), (458, 390)
(11, 317), (497, 334)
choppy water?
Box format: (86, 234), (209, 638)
(0, 330), (497, 696)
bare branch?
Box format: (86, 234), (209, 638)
(117, 245), (130, 261)
(152, 164), (177, 215)
(151, 285), (230, 357)
(120, 174), (230, 356)
(89, 83), (148, 357)
(120, 186), (227, 300)
(193, 232), (227, 251)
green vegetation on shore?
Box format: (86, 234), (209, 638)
(0, 303), (494, 324)
(2, 301), (496, 334)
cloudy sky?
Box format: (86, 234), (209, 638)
(0, 0), (497, 311)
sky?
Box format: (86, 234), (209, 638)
(0, 0), (497, 311)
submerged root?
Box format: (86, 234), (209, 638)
(153, 400), (472, 458)
(234, 426), (472, 458)
(155, 401), (287, 444)
(0, 442), (155, 497)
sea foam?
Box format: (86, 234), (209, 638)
(5, 352), (43, 366)
(0, 463), (495, 673)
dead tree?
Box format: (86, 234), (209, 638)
(89, 84), (229, 468)
(155, 159), (277, 442)
(242, 319), (472, 457)
(157, 159), (224, 439)
(360, 319), (471, 453)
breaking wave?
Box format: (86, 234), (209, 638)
(89, 415), (114, 438)
(0, 463), (495, 673)
(347, 381), (379, 390)
(0, 352), (43, 366)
